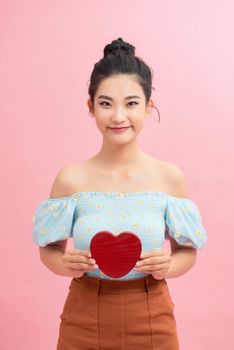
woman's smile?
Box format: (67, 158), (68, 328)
(108, 126), (131, 133)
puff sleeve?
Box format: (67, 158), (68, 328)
(164, 196), (207, 249)
(32, 196), (77, 247)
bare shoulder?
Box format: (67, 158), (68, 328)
(49, 162), (85, 198)
(160, 160), (189, 198)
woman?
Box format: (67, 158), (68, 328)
(32, 37), (207, 350)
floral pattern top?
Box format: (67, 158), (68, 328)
(32, 191), (207, 280)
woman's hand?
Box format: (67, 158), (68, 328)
(62, 248), (99, 278)
(134, 249), (171, 280)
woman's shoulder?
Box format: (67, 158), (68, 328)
(158, 160), (189, 198)
(48, 158), (189, 199)
(49, 162), (85, 199)
(159, 160), (185, 177)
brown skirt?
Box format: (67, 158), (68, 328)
(57, 274), (180, 350)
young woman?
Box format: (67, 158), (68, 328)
(32, 37), (207, 350)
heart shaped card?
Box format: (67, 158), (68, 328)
(90, 230), (142, 278)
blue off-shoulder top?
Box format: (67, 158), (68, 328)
(32, 191), (207, 280)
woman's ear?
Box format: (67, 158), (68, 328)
(146, 99), (154, 116)
(87, 98), (94, 116)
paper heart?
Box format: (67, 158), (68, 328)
(90, 230), (142, 278)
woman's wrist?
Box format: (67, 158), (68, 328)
(163, 248), (197, 279)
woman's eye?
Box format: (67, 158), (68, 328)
(99, 101), (111, 107)
(128, 101), (138, 106)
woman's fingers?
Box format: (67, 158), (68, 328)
(68, 262), (98, 271)
(66, 249), (91, 257)
(135, 262), (167, 271)
(60, 249), (98, 272)
(63, 251), (96, 266)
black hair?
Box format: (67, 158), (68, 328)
(87, 37), (160, 123)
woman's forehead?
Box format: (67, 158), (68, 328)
(95, 75), (144, 98)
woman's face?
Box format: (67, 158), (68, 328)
(87, 74), (153, 145)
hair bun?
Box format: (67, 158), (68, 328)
(103, 37), (135, 58)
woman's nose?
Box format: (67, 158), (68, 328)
(111, 107), (125, 122)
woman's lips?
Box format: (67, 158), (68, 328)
(108, 126), (131, 133)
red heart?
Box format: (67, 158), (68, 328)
(90, 231), (142, 278)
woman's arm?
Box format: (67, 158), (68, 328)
(163, 245), (197, 279)
(163, 162), (198, 279)
(38, 167), (75, 277)
(39, 243), (72, 277)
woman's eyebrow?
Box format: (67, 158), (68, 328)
(97, 95), (141, 101)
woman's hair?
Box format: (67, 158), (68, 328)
(88, 37), (160, 123)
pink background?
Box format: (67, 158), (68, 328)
(1, 1), (233, 349)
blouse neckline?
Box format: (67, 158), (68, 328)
(47, 191), (192, 201)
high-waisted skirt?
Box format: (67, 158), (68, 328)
(56, 274), (180, 350)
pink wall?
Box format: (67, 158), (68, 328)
(1, 0), (233, 349)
